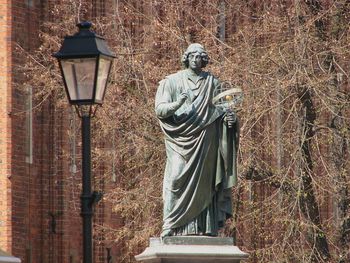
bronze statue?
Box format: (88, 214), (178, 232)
(155, 43), (239, 237)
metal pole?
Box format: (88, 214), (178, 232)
(227, 126), (233, 177)
(81, 115), (93, 263)
(226, 110), (234, 184)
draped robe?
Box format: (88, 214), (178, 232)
(155, 69), (239, 236)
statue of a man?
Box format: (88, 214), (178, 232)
(155, 43), (239, 237)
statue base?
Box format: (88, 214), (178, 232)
(135, 236), (249, 263)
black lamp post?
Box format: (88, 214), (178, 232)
(54, 21), (115, 263)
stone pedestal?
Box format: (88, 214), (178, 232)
(135, 236), (249, 263)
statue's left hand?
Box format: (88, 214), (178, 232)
(225, 111), (236, 128)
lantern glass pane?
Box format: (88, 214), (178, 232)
(95, 57), (112, 103)
(60, 58), (97, 102)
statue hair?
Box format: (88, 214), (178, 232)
(181, 49), (209, 68)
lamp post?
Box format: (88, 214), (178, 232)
(53, 21), (115, 263)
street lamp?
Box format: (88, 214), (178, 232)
(54, 21), (115, 263)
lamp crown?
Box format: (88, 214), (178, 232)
(77, 21), (92, 31)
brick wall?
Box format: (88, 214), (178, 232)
(0, 0), (120, 262)
(0, 0), (122, 262)
(10, 0), (46, 261)
(0, 0), (12, 254)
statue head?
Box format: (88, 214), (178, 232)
(181, 43), (209, 68)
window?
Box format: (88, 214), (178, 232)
(25, 86), (33, 164)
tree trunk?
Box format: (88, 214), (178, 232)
(297, 86), (331, 262)
(306, 1), (350, 261)
(294, 1), (331, 261)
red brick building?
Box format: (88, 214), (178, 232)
(0, 1), (118, 262)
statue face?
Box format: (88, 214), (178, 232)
(188, 51), (203, 70)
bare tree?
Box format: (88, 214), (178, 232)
(20, 0), (350, 262)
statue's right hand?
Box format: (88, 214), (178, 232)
(178, 92), (189, 105)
